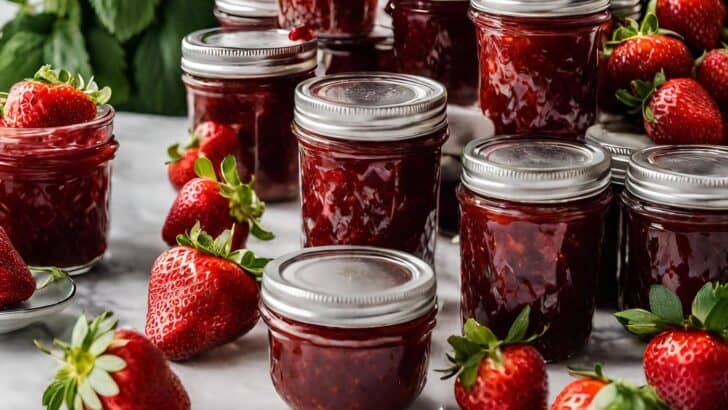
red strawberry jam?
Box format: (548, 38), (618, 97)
(0, 106), (117, 273)
(294, 73), (449, 264)
(214, 0), (278, 29)
(620, 146), (728, 311)
(277, 0), (378, 38)
(261, 246), (437, 410)
(392, 0), (479, 106)
(469, 0), (611, 138)
(459, 136), (612, 361)
(182, 28), (317, 202)
(316, 26), (396, 76)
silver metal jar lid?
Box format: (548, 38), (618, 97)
(294, 73), (448, 141)
(626, 145), (728, 210)
(470, 0), (610, 17)
(181, 28), (317, 78)
(586, 123), (653, 185)
(215, 0), (277, 17)
(261, 246), (437, 328)
(461, 136), (612, 203)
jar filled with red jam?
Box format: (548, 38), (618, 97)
(214, 0), (278, 29)
(294, 73), (449, 264)
(316, 26), (396, 76)
(182, 28), (316, 201)
(469, 0), (611, 138)
(0, 107), (117, 274)
(621, 146), (728, 311)
(277, 0), (378, 38)
(586, 123), (652, 308)
(459, 136), (612, 361)
(261, 246), (437, 410)
(391, 0), (479, 106)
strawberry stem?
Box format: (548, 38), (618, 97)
(33, 267), (68, 290)
(32, 65), (111, 106)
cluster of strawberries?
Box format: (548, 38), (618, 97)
(444, 283), (728, 410)
(601, 0), (727, 144)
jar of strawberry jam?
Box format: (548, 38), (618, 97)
(621, 146), (728, 311)
(261, 246), (437, 410)
(469, 0), (611, 138)
(459, 136), (612, 361)
(277, 0), (378, 38)
(586, 123), (652, 307)
(0, 107), (117, 274)
(182, 28), (316, 201)
(316, 26), (396, 76)
(391, 0), (479, 106)
(294, 73), (449, 264)
(214, 0), (278, 29)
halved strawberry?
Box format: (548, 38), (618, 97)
(0, 65), (111, 128)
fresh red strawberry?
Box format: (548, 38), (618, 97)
(167, 132), (201, 191)
(162, 155), (273, 249)
(440, 307), (548, 410)
(1, 65), (111, 128)
(697, 46), (728, 109)
(195, 121), (240, 173)
(0, 226), (36, 308)
(655, 0), (727, 52)
(550, 364), (668, 410)
(36, 312), (190, 410)
(146, 223), (269, 361)
(617, 71), (725, 144)
(616, 282), (728, 410)
(605, 15), (694, 92)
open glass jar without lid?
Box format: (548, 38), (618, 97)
(294, 72), (449, 264)
(458, 136), (612, 361)
(621, 145), (728, 311)
(261, 246), (437, 410)
(182, 28), (316, 201)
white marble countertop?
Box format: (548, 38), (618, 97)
(0, 113), (647, 409)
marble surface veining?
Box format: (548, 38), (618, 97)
(0, 113), (647, 409)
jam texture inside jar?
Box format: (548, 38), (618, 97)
(261, 246), (437, 410)
(316, 26), (396, 76)
(469, 0), (611, 138)
(620, 146), (728, 311)
(277, 0), (378, 38)
(294, 73), (449, 264)
(0, 107), (117, 273)
(458, 136), (612, 361)
(214, 0), (279, 29)
(182, 28), (317, 202)
(391, 0), (479, 106)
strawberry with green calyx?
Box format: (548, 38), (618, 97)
(167, 133), (201, 191)
(696, 45), (728, 110)
(651, 0), (727, 52)
(162, 155), (273, 249)
(616, 283), (728, 410)
(551, 364), (668, 410)
(36, 312), (190, 410)
(33, 267), (69, 291)
(604, 14), (693, 93)
(1, 65), (111, 128)
(147, 222), (270, 360)
(616, 70), (725, 144)
(440, 307), (548, 410)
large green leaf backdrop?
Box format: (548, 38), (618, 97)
(0, 0), (216, 115)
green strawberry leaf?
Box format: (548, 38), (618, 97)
(464, 318), (497, 347)
(504, 306), (530, 344)
(43, 20), (92, 78)
(88, 0), (160, 42)
(193, 157), (216, 180)
(86, 26), (129, 104)
(614, 308), (663, 325)
(649, 285), (684, 325)
(704, 298), (728, 332)
(0, 31), (46, 91)
(459, 350), (486, 390)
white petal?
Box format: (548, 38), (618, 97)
(88, 368), (119, 397)
(95, 355), (126, 372)
(89, 331), (115, 356)
(78, 381), (102, 410)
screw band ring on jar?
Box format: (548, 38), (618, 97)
(469, 0), (610, 17)
(461, 136), (612, 203)
(586, 123), (653, 185)
(626, 145), (728, 210)
(293, 72), (448, 141)
(215, 0), (278, 17)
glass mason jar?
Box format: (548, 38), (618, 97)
(391, 0), (479, 107)
(261, 246), (437, 410)
(316, 26), (396, 76)
(586, 123), (652, 308)
(277, 0), (378, 38)
(620, 146), (728, 311)
(469, 0), (611, 138)
(0, 107), (118, 274)
(294, 73), (449, 264)
(458, 136), (612, 361)
(214, 0), (279, 29)
(182, 28), (317, 202)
